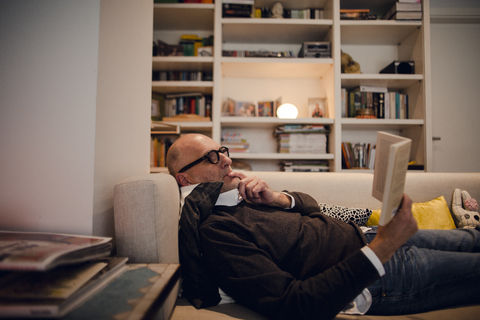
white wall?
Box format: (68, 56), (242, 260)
(0, 1), (101, 234)
(0, 0), (152, 236)
(93, 0), (153, 237)
(430, 0), (480, 172)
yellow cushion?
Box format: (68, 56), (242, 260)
(366, 196), (456, 229)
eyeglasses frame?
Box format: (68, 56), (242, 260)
(178, 146), (230, 173)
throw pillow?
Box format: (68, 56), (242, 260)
(319, 203), (372, 226)
(366, 196), (456, 230)
(451, 189), (480, 228)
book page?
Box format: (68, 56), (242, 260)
(372, 132), (412, 225)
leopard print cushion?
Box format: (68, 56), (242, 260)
(319, 203), (372, 226)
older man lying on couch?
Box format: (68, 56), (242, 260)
(166, 133), (480, 320)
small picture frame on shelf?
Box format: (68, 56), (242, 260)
(258, 101), (275, 117)
(236, 101), (256, 117)
(308, 97), (328, 118)
(222, 97), (236, 116)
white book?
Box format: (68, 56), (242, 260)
(372, 132), (412, 225)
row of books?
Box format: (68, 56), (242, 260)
(152, 92), (212, 120)
(151, 136), (177, 167)
(340, 0), (422, 21)
(274, 124), (330, 135)
(342, 142), (376, 169)
(154, 35), (214, 57)
(340, 9), (377, 20)
(0, 231), (127, 318)
(341, 86), (409, 119)
(152, 70), (213, 82)
(221, 132), (250, 153)
(222, 50), (296, 58)
(223, 1), (325, 19)
(281, 160), (329, 172)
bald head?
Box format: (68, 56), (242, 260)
(167, 134), (215, 177)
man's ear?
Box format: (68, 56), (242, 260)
(176, 173), (191, 187)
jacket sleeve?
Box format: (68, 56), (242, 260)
(199, 217), (380, 320)
(284, 191), (324, 216)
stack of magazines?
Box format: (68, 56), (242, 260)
(275, 125), (330, 154)
(0, 231), (128, 318)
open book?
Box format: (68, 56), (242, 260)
(372, 132), (412, 225)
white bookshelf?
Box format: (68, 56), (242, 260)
(151, 0), (431, 172)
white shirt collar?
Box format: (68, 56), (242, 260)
(180, 183), (243, 209)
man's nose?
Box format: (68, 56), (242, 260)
(219, 152), (232, 166)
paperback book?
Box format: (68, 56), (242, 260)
(372, 132), (412, 225)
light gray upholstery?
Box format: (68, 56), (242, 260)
(113, 172), (480, 320)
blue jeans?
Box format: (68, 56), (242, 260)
(364, 227), (480, 315)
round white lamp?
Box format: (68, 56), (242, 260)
(276, 103), (298, 119)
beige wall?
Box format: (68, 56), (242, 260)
(93, 0), (152, 237)
(0, 1), (101, 234)
(0, 0), (152, 236)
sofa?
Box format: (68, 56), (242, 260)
(113, 171), (480, 320)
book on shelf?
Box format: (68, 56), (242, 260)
(372, 132), (412, 225)
(163, 92), (212, 119)
(340, 9), (376, 20)
(344, 88), (408, 120)
(383, 1), (422, 20)
(153, 70), (212, 82)
(341, 142), (374, 170)
(0, 257), (128, 318)
(151, 136), (177, 168)
(222, 132), (250, 153)
(275, 124), (330, 134)
(281, 160), (329, 172)
(0, 231), (112, 272)
(388, 11), (422, 20)
(222, 0), (254, 18)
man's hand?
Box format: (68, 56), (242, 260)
(225, 172), (291, 208)
(368, 194), (418, 264)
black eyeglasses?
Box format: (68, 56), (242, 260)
(178, 146), (230, 173)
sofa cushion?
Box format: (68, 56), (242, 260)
(367, 196), (456, 229)
(319, 203), (372, 226)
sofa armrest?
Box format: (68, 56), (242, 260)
(114, 173), (180, 264)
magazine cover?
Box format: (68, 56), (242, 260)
(0, 231), (112, 271)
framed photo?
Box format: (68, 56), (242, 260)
(258, 101), (275, 117)
(236, 101), (256, 117)
(308, 98), (328, 118)
(222, 97), (236, 116)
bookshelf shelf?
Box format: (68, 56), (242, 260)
(221, 117), (334, 129)
(152, 56), (214, 72)
(151, 81), (213, 95)
(230, 152), (334, 160)
(341, 74), (423, 90)
(341, 118), (423, 131)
